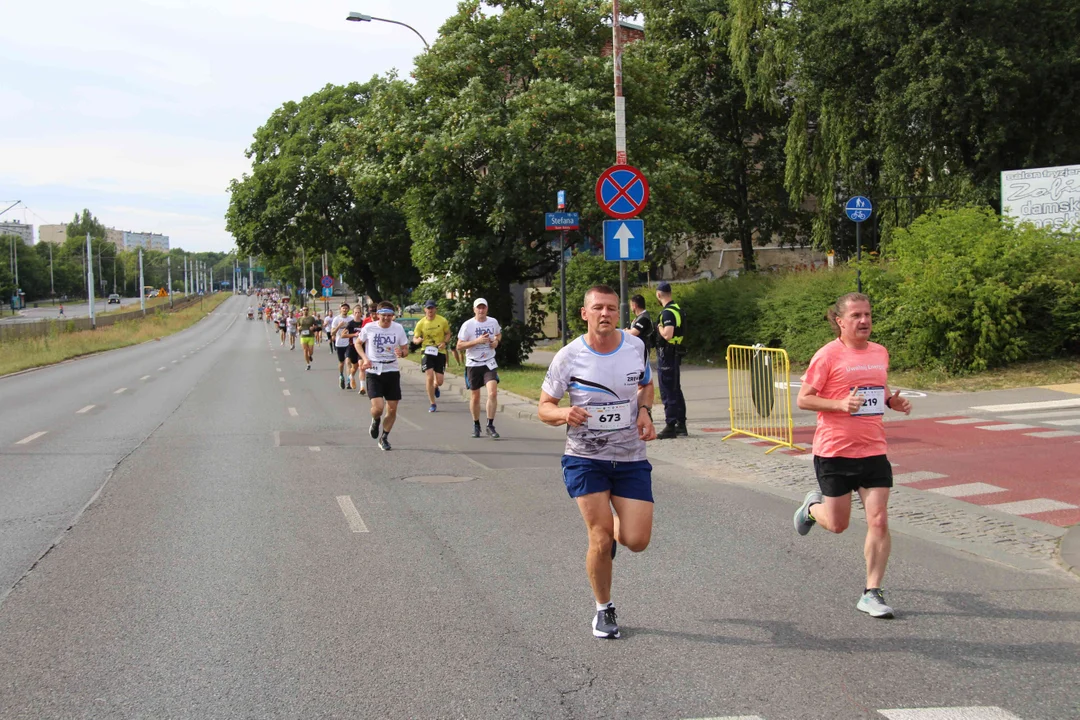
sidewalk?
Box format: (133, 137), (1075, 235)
(403, 352), (1079, 578)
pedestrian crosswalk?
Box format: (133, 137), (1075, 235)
(686, 707), (1023, 719)
(959, 398), (1080, 436)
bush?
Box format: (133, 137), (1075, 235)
(869, 206), (1080, 372)
(756, 268), (859, 363)
(496, 319), (538, 367)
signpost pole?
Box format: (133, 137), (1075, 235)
(139, 248), (145, 314)
(560, 228), (568, 347)
(611, 0), (630, 327)
(86, 233), (96, 329)
(856, 222), (862, 293)
(168, 255), (173, 308)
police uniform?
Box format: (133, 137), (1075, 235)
(656, 288), (686, 435)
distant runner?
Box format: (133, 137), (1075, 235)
(357, 302), (410, 451)
(793, 292), (912, 619)
(329, 303), (352, 389)
(457, 298), (502, 438)
(413, 300), (451, 412)
(298, 307), (316, 370)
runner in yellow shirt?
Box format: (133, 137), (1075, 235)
(412, 300), (452, 412)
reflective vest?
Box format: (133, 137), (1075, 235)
(659, 302), (684, 349)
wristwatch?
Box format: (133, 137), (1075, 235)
(639, 405), (653, 419)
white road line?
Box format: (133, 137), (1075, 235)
(1024, 429), (1080, 438)
(158, 366), (167, 371)
(288, 407), (299, 417)
(970, 398), (1080, 413)
(76, 405), (95, 414)
(986, 498), (1078, 516)
(792, 453), (814, 461)
(114, 387), (127, 394)
(936, 418), (984, 425)
(283, 389), (291, 397)
(975, 423), (1036, 431)
(681, 717), (764, 720)
(171, 360), (178, 364)
(395, 414), (423, 431)
(894, 471), (948, 484)
(275, 368), (281, 372)
(1046, 418), (1080, 427)
(336, 496), (369, 533)
(1000, 409), (1080, 420)
(879, 706), (1023, 719)
(140, 375), (151, 380)
(928, 482), (1006, 498)
(16, 431), (48, 445)
(279, 377), (285, 382)
(309, 446), (321, 451)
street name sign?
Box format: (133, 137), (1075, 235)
(596, 165), (650, 220)
(603, 219), (645, 261)
(545, 212), (580, 231)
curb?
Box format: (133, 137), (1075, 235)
(400, 360), (543, 420)
(1060, 525), (1080, 577)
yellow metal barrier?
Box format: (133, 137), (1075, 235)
(724, 344), (800, 453)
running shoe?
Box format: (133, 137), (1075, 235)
(435, 387), (440, 399)
(592, 606), (620, 639)
(471, 425), (481, 439)
(857, 589), (894, 618)
(339, 374), (345, 390)
(359, 386), (366, 395)
(306, 363), (311, 371)
(378, 435), (391, 451)
(429, 404), (437, 413)
(486, 425), (500, 439)
(369, 417), (380, 440)
(794, 490), (822, 535)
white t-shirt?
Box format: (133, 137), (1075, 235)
(358, 322), (409, 373)
(286, 316), (297, 332)
(541, 332), (651, 462)
(330, 315), (351, 347)
(457, 317), (502, 367)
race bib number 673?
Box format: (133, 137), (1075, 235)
(586, 400), (634, 432)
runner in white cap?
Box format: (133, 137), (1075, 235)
(457, 297), (502, 438)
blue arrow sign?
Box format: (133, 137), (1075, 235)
(845, 196), (873, 223)
(603, 219), (645, 261)
(545, 212), (579, 231)
(322, 287), (333, 297)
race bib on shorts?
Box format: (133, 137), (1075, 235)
(485, 358), (498, 370)
(586, 400), (633, 432)
(424, 345), (439, 356)
(851, 386), (885, 416)
(367, 363), (382, 376)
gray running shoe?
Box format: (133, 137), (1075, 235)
(486, 425), (500, 439)
(378, 435), (391, 451)
(592, 606), (620, 639)
(339, 374), (345, 390)
(794, 490), (823, 535)
(857, 588), (894, 618)
(369, 417), (380, 440)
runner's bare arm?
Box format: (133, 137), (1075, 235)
(539, 391), (590, 427)
(797, 384), (863, 413)
(885, 387), (912, 414)
(636, 380), (656, 441)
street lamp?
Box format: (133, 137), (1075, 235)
(346, 11), (430, 49)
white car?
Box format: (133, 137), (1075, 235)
(107, 294), (121, 304)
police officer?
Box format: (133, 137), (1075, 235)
(627, 294), (653, 367)
(654, 282), (687, 439)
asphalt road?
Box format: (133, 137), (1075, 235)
(1, 296), (1078, 719)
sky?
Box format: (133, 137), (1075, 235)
(0, 0), (462, 252)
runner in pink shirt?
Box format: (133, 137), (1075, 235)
(793, 293), (912, 619)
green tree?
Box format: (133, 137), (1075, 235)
(226, 79), (418, 301)
(729, 0), (1080, 247)
(65, 209), (108, 241)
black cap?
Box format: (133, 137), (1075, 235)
(423, 300), (437, 308)
(656, 282), (672, 293)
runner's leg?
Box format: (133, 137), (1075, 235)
(609, 496), (653, 552)
(469, 389), (481, 421)
(382, 399), (399, 432)
(370, 397), (385, 421)
(808, 493), (852, 534)
(859, 486), (891, 588)
(425, 368), (436, 404)
(575, 491), (615, 604)
(485, 379), (498, 421)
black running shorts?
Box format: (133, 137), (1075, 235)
(466, 366), (499, 389)
(366, 371), (402, 401)
(336, 345), (349, 363)
(420, 352), (446, 374)
(346, 345), (361, 365)
(813, 454), (893, 497)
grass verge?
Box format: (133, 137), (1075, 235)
(0, 293), (231, 377)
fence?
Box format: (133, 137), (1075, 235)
(0, 294), (212, 344)
(723, 344), (800, 453)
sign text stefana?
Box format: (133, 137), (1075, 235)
(1001, 164), (1080, 231)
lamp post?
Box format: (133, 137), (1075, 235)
(346, 11), (429, 49)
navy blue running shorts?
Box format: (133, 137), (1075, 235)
(561, 456), (654, 502)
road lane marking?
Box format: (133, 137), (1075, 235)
(309, 446), (321, 451)
(880, 708), (1023, 719)
(276, 368), (281, 372)
(936, 418), (984, 425)
(928, 482), (1006, 498)
(336, 496), (369, 533)
(1000, 409), (1080, 420)
(288, 407), (299, 417)
(158, 366), (167, 371)
(975, 423), (1035, 431)
(114, 387), (127, 394)
(16, 431), (48, 445)
(283, 389), (291, 396)
(395, 414), (423, 431)
(986, 498), (1078, 516)
(279, 377), (285, 382)
(1025, 429), (1080, 438)
(140, 375), (151, 380)
(76, 405), (95, 414)
(970, 398), (1080, 413)
(171, 360), (178, 364)
(1046, 418), (1080, 427)
(894, 471), (948, 484)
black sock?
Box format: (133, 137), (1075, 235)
(474, 420), (481, 428)
(381, 430), (389, 439)
(487, 419), (495, 427)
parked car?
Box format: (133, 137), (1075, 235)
(107, 294), (121, 304)
(404, 304), (422, 314)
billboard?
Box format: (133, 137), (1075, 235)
(1001, 164), (1080, 231)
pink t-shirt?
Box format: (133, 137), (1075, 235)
(802, 339), (890, 458)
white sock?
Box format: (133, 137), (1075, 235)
(596, 601), (613, 612)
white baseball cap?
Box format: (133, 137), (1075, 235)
(473, 298), (488, 308)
